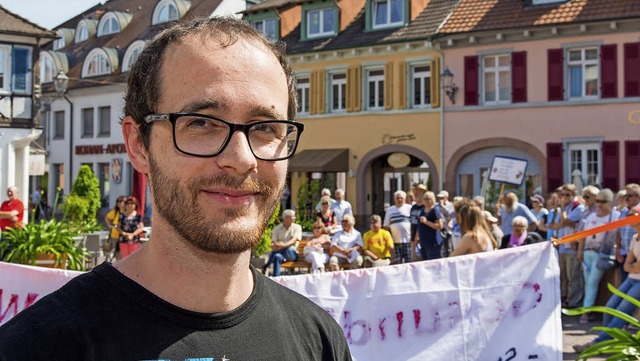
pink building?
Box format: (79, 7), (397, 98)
(436, 0), (640, 199)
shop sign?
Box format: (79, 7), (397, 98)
(75, 143), (127, 155)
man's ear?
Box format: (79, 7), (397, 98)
(122, 116), (150, 174)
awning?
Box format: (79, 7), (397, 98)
(288, 149), (349, 172)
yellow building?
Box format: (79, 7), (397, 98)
(245, 0), (456, 224)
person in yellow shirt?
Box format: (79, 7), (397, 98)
(363, 214), (395, 267)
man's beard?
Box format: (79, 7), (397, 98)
(148, 154), (283, 254)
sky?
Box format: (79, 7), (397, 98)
(0, 0), (101, 29)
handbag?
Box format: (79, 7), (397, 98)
(595, 213), (617, 271)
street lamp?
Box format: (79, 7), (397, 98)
(441, 67), (459, 105)
(54, 70), (74, 190)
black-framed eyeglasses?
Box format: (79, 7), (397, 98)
(143, 113), (304, 161)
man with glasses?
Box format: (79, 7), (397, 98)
(616, 183), (640, 281)
(549, 183), (586, 308)
(0, 17), (351, 360)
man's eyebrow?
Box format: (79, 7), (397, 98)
(179, 99), (226, 113)
(248, 105), (286, 120)
(178, 100), (287, 120)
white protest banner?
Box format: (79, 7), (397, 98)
(0, 262), (82, 326)
(274, 242), (562, 361)
(488, 156), (529, 186)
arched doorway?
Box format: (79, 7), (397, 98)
(356, 145), (439, 224)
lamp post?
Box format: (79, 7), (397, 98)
(441, 67), (459, 105)
(54, 70), (74, 191)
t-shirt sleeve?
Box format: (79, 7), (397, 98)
(568, 206), (583, 223)
(293, 224), (302, 240)
(356, 233), (364, 247)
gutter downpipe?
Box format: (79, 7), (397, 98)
(429, 36), (446, 192)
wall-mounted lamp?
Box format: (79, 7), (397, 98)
(441, 67), (459, 104)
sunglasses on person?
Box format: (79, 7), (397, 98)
(313, 226), (323, 230)
(583, 195), (591, 199)
(626, 194), (639, 198)
(561, 192), (572, 197)
(595, 199), (609, 204)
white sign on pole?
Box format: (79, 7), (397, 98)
(488, 156), (529, 186)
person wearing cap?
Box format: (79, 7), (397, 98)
(437, 190), (454, 215)
(529, 194), (549, 240)
(362, 215), (394, 267)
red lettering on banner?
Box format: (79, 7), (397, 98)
(0, 289), (40, 324)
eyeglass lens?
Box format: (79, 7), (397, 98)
(173, 114), (299, 160)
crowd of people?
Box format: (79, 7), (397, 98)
(262, 182), (640, 352)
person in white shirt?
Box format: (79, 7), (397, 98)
(262, 209), (302, 276)
(383, 190), (413, 263)
(330, 188), (352, 231)
(329, 214), (363, 271)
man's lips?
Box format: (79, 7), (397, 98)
(202, 188), (259, 205)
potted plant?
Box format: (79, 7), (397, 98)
(0, 218), (88, 270)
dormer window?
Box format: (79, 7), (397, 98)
(75, 20), (97, 43)
(98, 13), (120, 36)
(252, 18), (278, 42)
(305, 6), (337, 39)
(53, 29), (74, 50)
(371, 0), (405, 29)
(40, 52), (57, 83)
(532, 0), (568, 5)
(152, 0), (190, 25)
(122, 40), (146, 72)
(82, 48), (118, 77)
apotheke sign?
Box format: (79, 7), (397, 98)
(75, 143), (127, 155)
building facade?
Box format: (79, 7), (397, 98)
(42, 0), (253, 217)
(245, 0), (457, 223)
(435, 0), (640, 201)
(0, 6), (56, 220)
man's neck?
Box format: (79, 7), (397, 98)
(114, 221), (254, 314)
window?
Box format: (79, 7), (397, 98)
(98, 162), (110, 207)
(98, 14), (120, 36)
(53, 163), (64, 193)
(83, 50), (111, 77)
(75, 21), (90, 43)
(0, 45), (9, 92)
(296, 77), (310, 114)
(252, 18), (278, 42)
(40, 52), (57, 83)
(411, 64), (431, 108)
(331, 72), (347, 112)
(122, 40), (145, 72)
(82, 108), (94, 137)
(98, 106), (110, 136)
(153, 0), (179, 25)
(11, 46), (31, 94)
(307, 8), (336, 38)
(53, 30), (68, 50)
(372, 0), (404, 29)
(532, 0), (568, 4)
(568, 48), (599, 98)
(568, 142), (600, 186)
(54, 110), (65, 139)
(367, 69), (385, 110)
(483, 54), (511, 104)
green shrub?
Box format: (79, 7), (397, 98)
(253, 203), (280, 257)
(63, 165), (102, 232)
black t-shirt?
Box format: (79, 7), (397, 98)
(409, 203), (425, 240)
(0, 263), (351, 361)
(417, 207), (438, 246)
